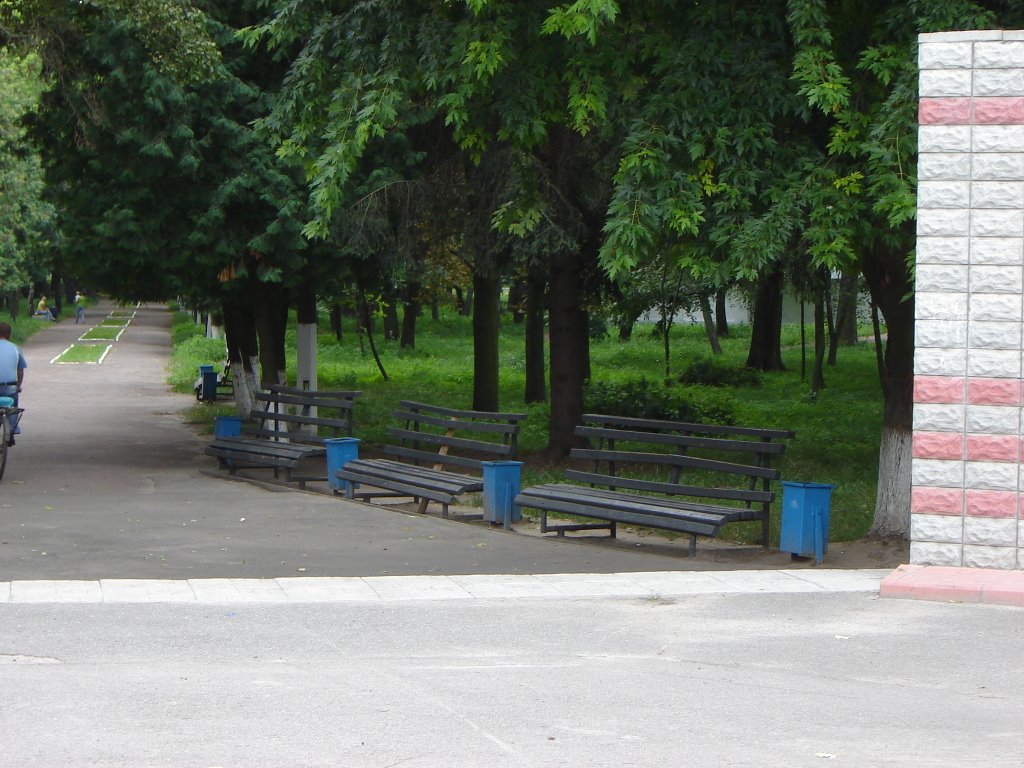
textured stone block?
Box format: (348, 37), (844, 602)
(966, 435), (1020, 463)
(911, 514), (964, 543)
(962, 545), (1018, 569)
(972, 96), (1024, 124)
(919, 42), (973, 69)
(912, 458), (965, 488)
(918, 98), (972, 125)
(971, 209), (1024, 238)
(916, 347), (967, 377)
(967, 377), (1021, 405)
(915, 264), (968, 292)
(913, 431), (964, 460)
(970, 237), (1024, 265)
(968, 321), (1021, 350)
(914, 376), (965, 404)
(920, 68), (973, 97)
(916, 320), (967, 348)
(914, 402), (965, 432)
(965, 460), (1019, 491)
(968, 293), (1022, 323)
(916, 291), (969, 321)
(921, 152), (973, 180)
(917, 236), (969, 265)
(912, 486), (964, 515)
(918, 181), (971, 209)
(972, 153), (1024, 180)
(964, 517), (1017, 546)
(966, 349), (1021, 378)
(921, 31), (1003, 43)
(966, 404), (1020, 434)
(918, 208), (971, 236)
(974, 41), (1024, 68)
(909, 541), (963, 567)
(973, 68), (1024, 97)
(918, 125), (972, 152)
(970, 182), (1024, 210)
(973, 126), (1024, 153)
(969, 265), (1022, 293)
(965, 488), (1019, 517)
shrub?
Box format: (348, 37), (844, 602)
(679, 357), (761, 387)
(585, 378), (734, 424)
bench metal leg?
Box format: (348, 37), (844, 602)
(689, 535), (697, 557)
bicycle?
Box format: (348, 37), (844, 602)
(0, 403), (24, 482)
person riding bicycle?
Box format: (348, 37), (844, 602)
(0, 322), (26, 444)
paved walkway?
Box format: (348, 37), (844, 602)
(0, 301), (885, 587)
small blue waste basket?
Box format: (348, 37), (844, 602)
(214, 415), (242, 438)
(482, 461), (523, 528)
(199, 365), (218, 402)
(325, 438), (360, 493)
(779, 481), (834, 564)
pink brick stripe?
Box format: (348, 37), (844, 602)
(914, 375), (965, 404)
(911, 487), (964, 515)
(968, 378), (1021, 406)
(913, 431), (964, 460)
(965, 489), (1019, 518)
(881, 565), (1024, 607)
(919, 97), (1024, 125)
(966, 434), (1020, 463)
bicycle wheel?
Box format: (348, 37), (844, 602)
(0, 414), (8, 482)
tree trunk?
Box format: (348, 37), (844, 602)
(546, 250), (586, 458)
(812, 289), (826, 394)
(222, 294), (260, 416)
(472, 271), (501, 411)
(826, 275), (839, 366)
(524, 269), (547, 403)
(460, 285), (473, 316)
(400, 282), (420, 349)
(835, 270), (860, 346)
(508, 278), (526, 324)
(715, 289), (729, 337)
(700, 294), (722, 355)
(745, 265), (785, 370)
(359, 290), (389, 381)
(330, 304), (343, 341)
(383, 300), (399, 341)
(861, 238), (915, 538)
(253, 280), (289, 387)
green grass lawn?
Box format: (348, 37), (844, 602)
(53, 343), (111, 364)
(80, 326), (124, 341)
(169, 308), (884, 542)
(99, 318), (130, 327)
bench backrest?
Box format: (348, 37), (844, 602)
(568, 421), (790, 505)
(246, 386), (362, 445)
(384, 400), (527, 473)
(582, 413), (795, 443)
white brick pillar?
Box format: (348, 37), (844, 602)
(914, 30), (1024, 569)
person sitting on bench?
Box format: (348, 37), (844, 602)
(34, 296), (56, 321)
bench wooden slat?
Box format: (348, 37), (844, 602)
(339, 459), (482, 494)
(387, 428), (514, 457)
(583, 413), (794, 440)
(392, 409), (519, 435)
(382, 446), (486, 471)
(255, 393), (358, 410)
(400, 400), (527, 422)
(576, 426), (785, 456)
(563, 470), (771, 504)
(249, 409), (354, 430)
(571, 448), (781, 480)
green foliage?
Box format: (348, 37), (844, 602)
(679, 358), (762, 388)
(585, 378), (735, 425)
(166, 333), (227, 392)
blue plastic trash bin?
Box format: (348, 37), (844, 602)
(779, 481), (834, 564)
(325, 437), (360, 493)
(199, 365), (218, 402)
(482, 461), (523, 528)
(214, 416), (242, 438)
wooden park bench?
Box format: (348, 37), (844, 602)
(514, 414), (794, 555)
(206, 385), (361, 488)
(335, 400), (527, 517)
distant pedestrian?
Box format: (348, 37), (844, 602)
(75, 291), (86, 324)
(34, 296), (55, 322)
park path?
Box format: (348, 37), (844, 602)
(1, 301), (764, 581)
